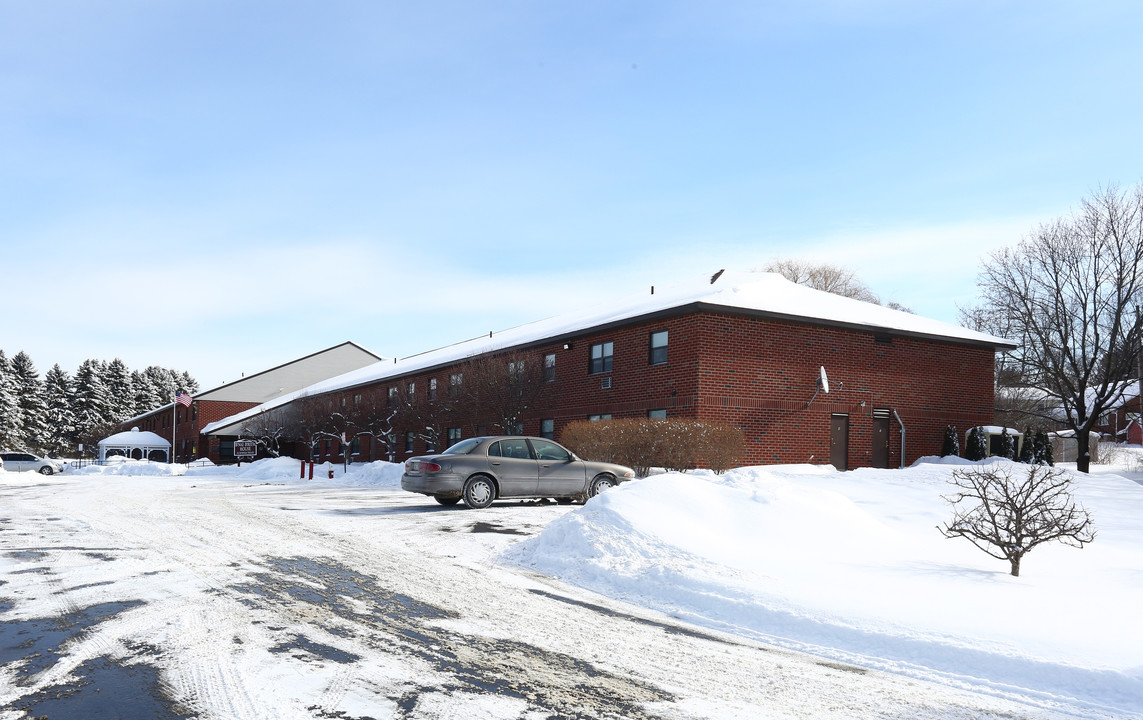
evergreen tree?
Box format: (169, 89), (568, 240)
(1018, 426), (1035, 463)
(104, 358), (134, 422)
(11, 351), (47, 451)
(42, 364), (77, 455)
(131, 370), (163, 417)
(940, 425), (960, 457)
(0, 350), (23, 450)
(965, 426), (988, 461)
(1034, 429), (1054, 466)
(996, 427), (1015, 460)
(179, 370), (200, 394)
(73, 359), (113, 442)
(145, 366), (177, 405)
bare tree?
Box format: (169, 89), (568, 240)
(240, 408), (290, 457)
(346, 389), (398, 461)
(279, 393), (341, 459)
(762, 259), (913, 311)
(968, 184), (1143, 472)
(455, 349), (550, 435)
(939, 465), (1095, 576)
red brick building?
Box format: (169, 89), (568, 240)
(203, 272), (1014, 470)
(121, 342), (382, 461)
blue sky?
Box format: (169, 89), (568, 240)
(2, 1), (1141, 389)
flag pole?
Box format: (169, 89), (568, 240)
(172, 392), (177, 463)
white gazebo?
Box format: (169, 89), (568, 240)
(98, 427), (172, 462)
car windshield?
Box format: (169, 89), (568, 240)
(442, 438), (480, 455)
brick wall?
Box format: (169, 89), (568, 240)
(307, 308), (995, 469)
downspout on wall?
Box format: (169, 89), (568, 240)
(891, 409), (906, 469)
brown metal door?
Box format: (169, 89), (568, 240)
(830, 414), (849, 471)
(872, 411), (890, 468)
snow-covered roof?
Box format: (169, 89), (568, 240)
(203, 270), (1014, 435)
(98, 427), (171, 448)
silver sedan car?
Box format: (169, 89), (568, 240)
(401, 436), (636, 508)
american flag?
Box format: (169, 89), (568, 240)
(175, 391), (193, 407)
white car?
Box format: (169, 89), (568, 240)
(0, 452), (65, 475)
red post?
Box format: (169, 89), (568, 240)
(308, 461), (314, 480)
(300, 460), (305, 479)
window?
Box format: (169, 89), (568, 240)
(649, 330), (668, 365)
(449, 373), (463, 398)
(540, 418), (555, 439)
(407, 382), (415, 399)
(648, 409), (667, 419)
(530, 438), (571, 462)
(507, 420), (523, 435)
(428, 378), (437, 401)
(544, 353), (556, 382)
(589, 341), (613, 374)
(388, 386), (399, 407)
(340, 397), (346, 408)
(447, 427), (462, 446)
(508, 360), (524, 380)
(588, 413), (612, 422)
(351, 436), (361, 455)
(405, 432), (414, 452)
(354, 393), (362, 406)
(491, 437), (531, 459)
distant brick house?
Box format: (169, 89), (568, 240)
(202, 272), (1014, 470)
(120, 342), (383, 462)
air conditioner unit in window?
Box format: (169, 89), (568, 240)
(601, 377), (612, 390)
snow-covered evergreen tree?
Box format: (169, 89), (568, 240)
(965, 426), (988, 461)
(996, 428), (1015, 459)
(11, 351), (47, 451)
(1018, 427), (1035, 463)
(179, 370), (200, 394)
(1034, 429), (1054, 466)
(104, 358), (134, 422)
(73, 359), (113, 442)
(940, 425), (960, 457)
(131, 370), (163, 416)
(0, 350), (23, 450)
(42, 364), (77, 455)
(145, 366), (178, 405)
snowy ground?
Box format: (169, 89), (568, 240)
(1, 453), (1140, 719)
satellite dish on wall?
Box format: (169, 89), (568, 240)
(820, 366), (830, 394)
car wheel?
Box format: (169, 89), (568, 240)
(434, 495), (461, 506)
(39, 466), (53, 476)
(462, 475), (496, 509)
(588, 475), (615, 498)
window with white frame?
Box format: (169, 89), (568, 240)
(589, 341), (613, 374)
(649, 330), (668, 365)
(544, 353), (556, 382)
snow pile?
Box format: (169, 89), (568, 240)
(72, 459), (188, 477)
(507, 461), (1143, 714)
(183, 457), (405, 488)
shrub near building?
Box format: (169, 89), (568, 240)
(560, 419), (745, 477)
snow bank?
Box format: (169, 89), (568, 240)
(506, 461), (1143, 715)
(183, 457), (405, 488)
(72, 459), (188, 477)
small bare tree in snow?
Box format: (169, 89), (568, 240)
(939, 465), (1095, 577)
